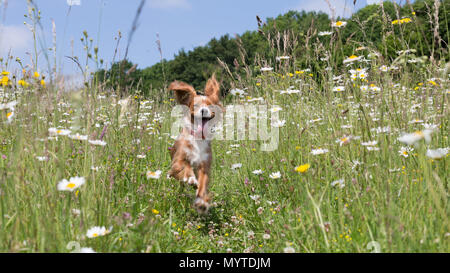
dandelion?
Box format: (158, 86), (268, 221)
(295, 163), (310, 173)
(18, 79), (29, 87)
(147, 170), (162, 179)
(33, 71), (40, 78)
(57, 176), (85, 192)
(332, 21), (347, 28)
(152, 209), (159, 214)
(86, 226), (111, 238)
(269, 171), (281, 179)
(392, 18), (412, 25)
(426, 148), (448, 159)
(1, 75), (9, 86)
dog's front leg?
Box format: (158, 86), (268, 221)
(194, 162), (211, 213)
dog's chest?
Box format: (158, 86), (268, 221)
(183, 136), (211, 166)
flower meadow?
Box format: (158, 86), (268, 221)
(0, 1), (448, 253)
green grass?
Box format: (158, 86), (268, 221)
(0, 61), (448, 252)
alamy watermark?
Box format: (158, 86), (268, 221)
(170, 104), (281, 151)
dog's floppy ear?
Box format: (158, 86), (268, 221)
(204, 74), (220, 103)
(168, 81), (196, 106)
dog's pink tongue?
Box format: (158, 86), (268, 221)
(194, 124), (203, 139)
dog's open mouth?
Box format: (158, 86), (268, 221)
(192, 116), (213, 139)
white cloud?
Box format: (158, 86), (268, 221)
(148, 0), (190, 9)
(294, 0), (356, 19)
(0, 24), (33, 56)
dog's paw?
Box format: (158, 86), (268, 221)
(187, 176), (198, 186)
(194, 197), (210, 214)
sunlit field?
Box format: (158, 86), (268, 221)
(0, 0), (448, 253)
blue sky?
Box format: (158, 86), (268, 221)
(0, 0), (381, 77)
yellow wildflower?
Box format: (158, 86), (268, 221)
(295, 163), (310, 173)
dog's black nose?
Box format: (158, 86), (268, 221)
(201, 108), (207, 116)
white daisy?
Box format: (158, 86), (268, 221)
(252, 169), (264, 175)
(399, 146), (413, 157)
(426, 148), (448, 159)
(147, 170), (162, 179)
(57, 176), (86, 192)
(331, 179), (345, 188)
(88, 139), (107, 146)
(398, 130), (433, 145)
(331, 21), (347, 28)
(333, 86), (345, 92)
(231, 163), (242, 170)
(260, 67), (273, 72)
(86, 226), (112, 238)
(49, 127), (71, 136)
(311, 148), (329, 155)
(269, 171), (281, 179)
(229, 88), (247, 97)
(343, 55), (362, 63)
(69, 133), (88, 141)
(276, 56), (290, 61)
(318, 31), (333, 36)
(79, 247), (96, 253)
(361, 140), (378, 146)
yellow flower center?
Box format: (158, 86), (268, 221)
(6, 112), (12, 118)
(92, 233), (98, 237)
(336, 21), (343, 26)
(67, 183), (76, 189)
